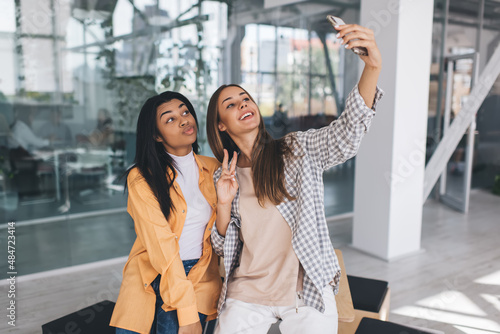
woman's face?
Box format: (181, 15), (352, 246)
(217, 86), (260, 137)
(155, 99), (197, 156)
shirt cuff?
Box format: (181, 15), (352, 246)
(371, 85), (384, 111)
(175, 304), (200, 327)
(211, 225), (225, 242)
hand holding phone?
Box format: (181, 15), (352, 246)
(327, 15), (369, 57)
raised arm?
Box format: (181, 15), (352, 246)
(293, 23), (384, 170)
(335, 24), (382, 108)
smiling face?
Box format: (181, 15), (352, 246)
(155, 98), (197, 156)
(217, 86), (261, 136)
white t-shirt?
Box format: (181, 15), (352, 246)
(9, 120), (50, 152)
(169, 150), (212, 260)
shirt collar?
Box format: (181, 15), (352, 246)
(193, 152), (210, 173)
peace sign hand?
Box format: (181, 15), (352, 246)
(217, 149), (239, 206)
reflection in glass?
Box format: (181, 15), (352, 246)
(0, 0), (362, 278)
(0, 0), (227, 277)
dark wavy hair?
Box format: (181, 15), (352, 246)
(124, 91), (199, 221)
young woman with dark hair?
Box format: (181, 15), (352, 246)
(110, 91), (222, 334)
(206, 24), (384, 334)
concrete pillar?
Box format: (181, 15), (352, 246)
(222, 25), (244, 85)
(352, 0), (434, 260)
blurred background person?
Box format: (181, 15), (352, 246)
(37, 109), (72, 147)
(271, 103), (289, 138)
(89, 108), (114, 147)
(77, 108), (115, 147)
(9, 109), (50, 154)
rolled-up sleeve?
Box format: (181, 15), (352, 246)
(210, 225), (225, 257)
(296, 84), (384, 171)
(127, 171), (199, 326)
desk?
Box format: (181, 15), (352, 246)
(33, 147), (115, 202)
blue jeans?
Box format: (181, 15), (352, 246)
(116, 259), (207, 334)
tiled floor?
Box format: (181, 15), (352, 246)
(2, 189), (499, 333)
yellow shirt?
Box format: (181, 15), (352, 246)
(110, 154), (222, 334)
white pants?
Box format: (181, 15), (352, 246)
(214, 287), (338, 334)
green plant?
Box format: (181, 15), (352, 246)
(113, 76), (156, 131)
(493, 175), (500, 196)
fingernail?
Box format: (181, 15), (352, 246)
(345, 44), (349, 49)
(336, 33), (340, 38)
(334, 25), (340, 29)
(340, 39), (344, 45)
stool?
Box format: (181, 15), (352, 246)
(355, 317), (443, 334)
(42, 300), (115, 334)
(338, 275), (390, 334)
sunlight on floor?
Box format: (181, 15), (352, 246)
(481, 294), (500, 313)
(475, 270), (500, 286)
(393, 302), (500, 332)
(416, 290), (487, 316)
(453, 325), (500, 334)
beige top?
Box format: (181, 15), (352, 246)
(226, 167), (303, 306)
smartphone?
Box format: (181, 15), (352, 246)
(326, 15), (368, 57)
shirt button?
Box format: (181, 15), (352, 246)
(175, 236), (178, 239)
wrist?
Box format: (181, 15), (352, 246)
(364, 64), (382, 72)
(217, 202), (232, 209)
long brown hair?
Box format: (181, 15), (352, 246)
(206, 84), (295, 206)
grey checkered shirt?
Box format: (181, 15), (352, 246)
(211, 84), (384, 314)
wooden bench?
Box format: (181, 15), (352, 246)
(334, 249), (355, 323)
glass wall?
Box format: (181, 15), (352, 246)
(4, 0), (496, 277)
(241, 24), (340, 123)
(0, 0), (362, 277)
(429, 0), (500, 198)
(0, 0), (229, 277)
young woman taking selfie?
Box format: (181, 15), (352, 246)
(207, 23), (384, 334)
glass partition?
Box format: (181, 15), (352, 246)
(0, 0), (228, 277)
(0, 0), (361, 277)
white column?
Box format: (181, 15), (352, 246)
(352, 0), (434, 260)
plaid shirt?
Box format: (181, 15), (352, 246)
(211, 84), (384, 314)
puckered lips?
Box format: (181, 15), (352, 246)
(183, 125), (196, 135)
(239, 110), (255, 121)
